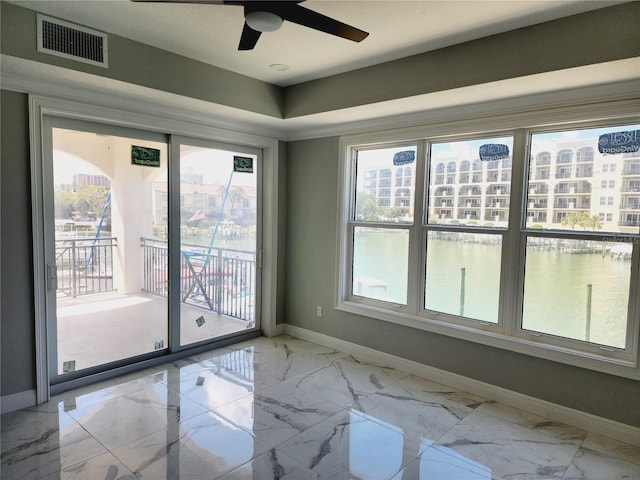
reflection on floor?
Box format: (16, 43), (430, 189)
(2, 335), (639, 479)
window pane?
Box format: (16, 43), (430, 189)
(428, 136), (513, 227)
(179, 145), (258, 346)
(355, 146), (416, 224)
(425, 231), (501, 323)
(527, 124), (640, 233)
(353, 227), (408, 304)
(522, 238), (631, 349)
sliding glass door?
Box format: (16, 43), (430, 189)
(43, 119), (261, 387)
(175, 139), (261, 347)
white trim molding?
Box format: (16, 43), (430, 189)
(284, 324), (640, 448)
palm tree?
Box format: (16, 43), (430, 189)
(561, 212), (579, 229)
(227, 187), (244, 220)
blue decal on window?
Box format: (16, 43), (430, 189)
(393, 150), (416, 165)
(598, 130), (640, 155)
(479, 144), (510, 161)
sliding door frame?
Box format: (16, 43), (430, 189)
(169, 134), (264, 352)
(30, 94), (280, 403)
(43, 116), (171, 386)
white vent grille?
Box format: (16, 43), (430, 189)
(37, 14), (108, 68)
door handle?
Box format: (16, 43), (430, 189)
(47, 264), (58, 291)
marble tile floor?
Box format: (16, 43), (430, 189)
(1, 335), (639, 480)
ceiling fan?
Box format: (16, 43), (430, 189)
(131, 0), (369, 51)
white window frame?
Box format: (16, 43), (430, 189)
(336, 101), (640, 381)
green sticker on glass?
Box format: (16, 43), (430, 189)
(132, 146), (161, 167)
(233, 155), (253, 173)
(63, 360), (76, 373)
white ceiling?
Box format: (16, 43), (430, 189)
(8, 0), (629, 86)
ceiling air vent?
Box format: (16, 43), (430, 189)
(37, 14), (108, 68)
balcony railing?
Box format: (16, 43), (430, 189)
(555, 187), (592, 194)
(142, 238), (256, 322)
(55, 237), (116, 298)
(55, 237), (255, 322)
(620, 203), (640, 210)
(528, 186), (549, 195)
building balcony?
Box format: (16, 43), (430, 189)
(528, 186), (549, 195)
(620, 203), (640, 210)
(457, 214), (480, 221)
(459, 189), (482, 196)
(553, 204), (590, 210)
(555, 189), (592, 195)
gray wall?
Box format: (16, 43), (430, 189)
(0, 2), (283, 118)
(1, 0), (638, 425)
(1, 90), (36, 397)
(284, 2), (640, 118)
(4, 1), (639, 120)
(285, 136), (640, 427)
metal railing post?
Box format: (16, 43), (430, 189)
(216, 248), (223, 314)
(71, 239), (77, 298)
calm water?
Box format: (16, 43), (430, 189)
(353, 230), (631, 349)
(181, 231), (256, 253)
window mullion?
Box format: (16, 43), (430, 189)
(406, 140), (427, 313)
(502, 129), (528, 336)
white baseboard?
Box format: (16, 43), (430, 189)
(283, 324), (640, 447)
(1, 389), (37, 414)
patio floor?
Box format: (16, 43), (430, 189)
(55, 292), (254, 375)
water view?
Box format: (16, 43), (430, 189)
(353, 229), (631, 349)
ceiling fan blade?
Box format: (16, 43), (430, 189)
(238, 22), (262, 50)
(131, 0), (229, 4)
(273, 3), (368, 42)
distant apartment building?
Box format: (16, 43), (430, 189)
(152, 182), (257, 226)
(73, 173), (111, 188)
(363, 165), (414, 219)
(362, 139), (640, 233)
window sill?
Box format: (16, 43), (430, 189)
(336, 300), (639, 381)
